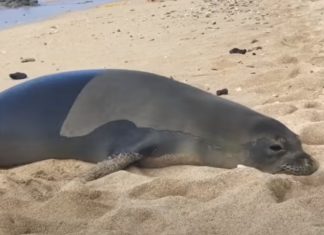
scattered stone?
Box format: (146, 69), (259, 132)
(229, 48), (247, 54)
(9, 72), (28, 80)
(20, 57), (36, 63)
(251, 39), (258, 43)
(216, 88), (228, 96)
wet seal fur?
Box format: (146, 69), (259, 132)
(0, 69), (318, 180)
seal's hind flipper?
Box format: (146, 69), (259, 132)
(81, 152), (143, 181)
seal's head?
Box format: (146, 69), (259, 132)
(245, 118), (318, 175)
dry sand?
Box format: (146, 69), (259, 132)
(0, 0), (324, 234)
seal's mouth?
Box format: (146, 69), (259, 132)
(278, 157), (318, 176)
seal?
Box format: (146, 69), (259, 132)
(0, 69), (318, 179)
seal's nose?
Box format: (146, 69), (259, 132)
(281, 152), (319, 175)
(297, 152), (319, 175)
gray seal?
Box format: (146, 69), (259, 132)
(0, 69), (318, 179)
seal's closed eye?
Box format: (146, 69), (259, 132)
(269, 144), (283, 152)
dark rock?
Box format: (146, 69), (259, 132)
(9, 72), (28, 80)
(229, 48), (247, 54)
(0, 0), (38, 8)
(216, 88), (228, 96)
(20, 57), (36, 63)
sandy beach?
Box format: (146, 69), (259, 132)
(0, 0), (324, 234)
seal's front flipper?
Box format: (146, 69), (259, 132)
(81, 152), (143, 181)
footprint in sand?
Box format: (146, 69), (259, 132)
(281, 32), (311, 48)
(303, 101), (323, 109)
(265, 177), (292, 203)
(0, 213), (47, 235)
(310, 56), (324, 67)
(279, 55), (299, 64)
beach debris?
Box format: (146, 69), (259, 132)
(20, 57), (36, 63)
(49, 25), (59, 34)
(229, 48), (247, 54)
(9, 72), (28, 80)
(216, 88), (228, 96)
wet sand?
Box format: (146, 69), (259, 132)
(0, 0), (115, 30)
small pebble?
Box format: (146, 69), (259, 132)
(9, 72), (28, 80)
(229, 48), (247, 54)
(216, 88), (229, 96)
(20, 57), (36, 63)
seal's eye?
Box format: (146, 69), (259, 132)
(269, 144), (283, 152)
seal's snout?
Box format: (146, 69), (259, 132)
(281, 152), (318, 176)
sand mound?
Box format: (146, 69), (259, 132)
(300, 122), (324, 145)
(1, 163), (324, 234)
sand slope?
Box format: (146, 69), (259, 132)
(0, 0), (324, 234)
